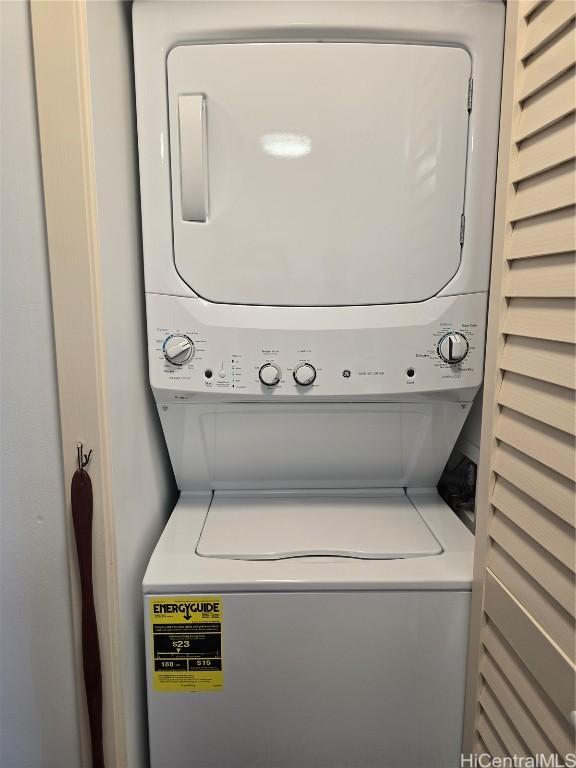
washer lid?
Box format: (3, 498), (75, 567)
(196, 491), (443, 560)
(167, 42), (471, 306)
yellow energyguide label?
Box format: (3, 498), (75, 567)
(150, 596), (223, 692)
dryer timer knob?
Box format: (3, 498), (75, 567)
(163, 334), (194, 365)
(438, 332), (469, 365)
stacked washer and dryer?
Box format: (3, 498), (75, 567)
(133, 2), (504, 766)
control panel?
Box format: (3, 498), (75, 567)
(148, 292), (486, 401)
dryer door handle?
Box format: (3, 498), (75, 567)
(178, 94), (208, 222)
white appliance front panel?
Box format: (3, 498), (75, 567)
(148, 291), (486, 400)
(168, 42), (471, 306)
(145, 590), (470, 768)
(197, 490), (442, 559)
(157, 401), (470, 490)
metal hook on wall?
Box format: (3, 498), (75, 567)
(77, 442), (93, 472)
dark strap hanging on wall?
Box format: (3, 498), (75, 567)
(72, 444), (105, 768)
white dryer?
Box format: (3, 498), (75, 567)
(133, 2), (504, 766)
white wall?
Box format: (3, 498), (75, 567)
(0, 2), (82, 766)
(85, 2), (177, 765)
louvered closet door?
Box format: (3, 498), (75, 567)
(463, 0), (575, 761)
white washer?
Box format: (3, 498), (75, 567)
(144, 490), (474, 768)
(133, 2), (504, 766)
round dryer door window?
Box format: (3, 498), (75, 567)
(167, 42), (471, 307)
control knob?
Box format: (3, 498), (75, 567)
(437, 332), (469, 365)
(259, 363), (281, 387)
(293, 363), (316, 386)
(163, 334), (194, 365)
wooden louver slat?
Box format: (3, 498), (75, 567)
(511, 160), (576, 222)
(512, 113), (576, 182)
(507, 253), (576, 297)
(509, 206), (576, 259)
(498, 371), (576, 435)
(500, 335), (576, 390)
(496, 407), (576, 480)
(490, 511), (575, 616)
(505, 253), (576, 298)
(519, 23), (576, 101)
(523, 1), (547, 21)
(516, 66), (576, 142)
(522, 2), (576, 61)
(504, 297), (576, 342)
(492, 477), (576, 568)
(493, 443), (575, 525)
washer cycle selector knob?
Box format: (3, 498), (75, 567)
(163, 334), (194, 365)
(438, 332), (469, 364)
(259, 363), (281, 387)
(293, 363), (317, 386)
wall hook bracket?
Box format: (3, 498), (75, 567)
(77, 442), (93, 472)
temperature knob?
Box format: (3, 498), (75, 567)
(438, 332), (469, 365)
(163, 334), (194, 365)
(293, 363), (317, 386)
(259, 363), (281, 387)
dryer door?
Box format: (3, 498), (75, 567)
(167, 42), (471, 306)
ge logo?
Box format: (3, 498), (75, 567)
(342, 369), (351, 378)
